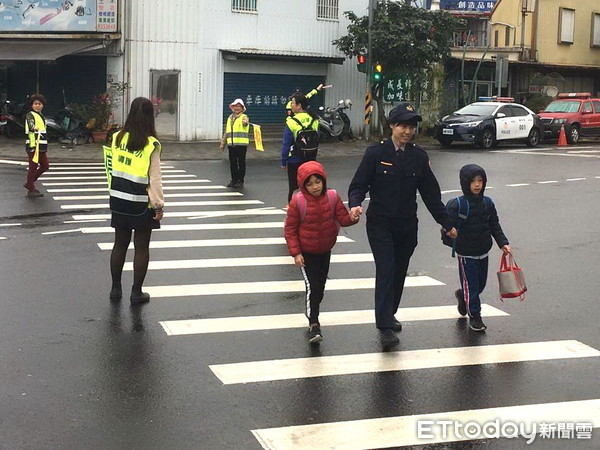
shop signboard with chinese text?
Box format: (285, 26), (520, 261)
(0, 0), (118, 33)
(384, 78), (408, 103)
(439, 1), (497, 12)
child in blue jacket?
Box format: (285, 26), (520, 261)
(447, 164), (511, 331)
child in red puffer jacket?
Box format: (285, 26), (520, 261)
(284, 161), (359, 344)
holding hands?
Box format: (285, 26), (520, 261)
(350, 206), (363, 222)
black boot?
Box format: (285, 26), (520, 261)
(130, 285), (150, 304)
(109, 283), (122, 301)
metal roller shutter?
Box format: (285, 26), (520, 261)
(223, 73), (324, 124)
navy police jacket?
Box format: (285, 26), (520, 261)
(348, 139), (452, 230)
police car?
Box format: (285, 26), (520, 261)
(433, 97), (543, 149)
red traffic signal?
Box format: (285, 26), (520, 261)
(357, 54), (367, 73)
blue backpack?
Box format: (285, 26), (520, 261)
(442, 195), (493, 257)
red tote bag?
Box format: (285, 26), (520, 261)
(497, 253), (527, 301)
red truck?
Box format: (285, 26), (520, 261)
(539, 92), (600, 144)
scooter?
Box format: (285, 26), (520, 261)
(317, 99), (354, 141)
(46, 106), (92, 144)
(1, 100), (27, 138)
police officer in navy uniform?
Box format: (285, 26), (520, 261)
(348, 103), (457, 350)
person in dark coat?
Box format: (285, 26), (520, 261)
(447, 164), (511, 331)
(348, 103), (456, 351)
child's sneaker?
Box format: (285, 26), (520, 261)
(469, 316), (487, 332)
(455, 289), (467, 316)
(308, 323), (323, 344)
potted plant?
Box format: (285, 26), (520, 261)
(88, 93), (112, 143)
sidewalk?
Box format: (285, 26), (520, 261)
(0, 134), (439, 163)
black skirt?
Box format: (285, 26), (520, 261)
(111, 208), (160, 231)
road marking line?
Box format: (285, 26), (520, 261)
(441, 189), (462, 194)
(73, 208), (286, 220)
(60, 200), (263, 210)
(0, 223), (21, 227)
(53, 192), (242, 200)
(42, 229), (81, 235)
(39, 174), (196, 181)
(252, 399), (600, 449)
(48, 185), (225, 192)
(128, 252), (373, 270)
(566, 177), (586, 181)
(48, 165), (175, 170)
(537, 180), (558, 184)
(42, 179), (210, 186)
(97, 236), (354, 250)
(145, 276), (443, 299)
(160, 304), (507, 336)
(82, 221), (285, 234)
(0, 159), (28, 166)
(0, 237), (7, 240)
(64, 219), (107, 224)
(212, 340), (599, 385)
(498, 150), (600, 158)
(42, 169), (185, 175)
(506, 183), (530, 187)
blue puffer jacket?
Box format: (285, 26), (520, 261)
(447, 164), (509, 256)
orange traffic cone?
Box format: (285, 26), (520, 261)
(558, 124), (568, 146)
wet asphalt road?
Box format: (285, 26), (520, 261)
(0, 140), (599, 449)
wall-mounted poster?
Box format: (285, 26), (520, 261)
(0, 0), (118, 33)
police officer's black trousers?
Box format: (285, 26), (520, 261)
(228, 145), (247, 184)
(286, 162), (301, 203)
(366, 216), (417, 330)
(300, 251), (331, 325)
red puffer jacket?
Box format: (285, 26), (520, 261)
(284, 161), (356, 256)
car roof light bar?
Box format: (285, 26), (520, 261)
(558, 92), (591, 99)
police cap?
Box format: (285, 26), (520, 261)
(388, 102), (422, 124)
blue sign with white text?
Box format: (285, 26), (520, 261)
(439, 1), (497, 12)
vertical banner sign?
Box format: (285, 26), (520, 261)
(364, 92), (373, 125)
(253, 124), (264, 151)
(103, 145), (113, 189)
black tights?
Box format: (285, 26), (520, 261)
(110, 227), (152, 292)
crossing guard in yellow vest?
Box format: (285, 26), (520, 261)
(104, 97), (164, 305)
(220, 98), (250, 188)
(23, 94), (49, 197)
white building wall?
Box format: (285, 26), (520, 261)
(123, 0), (368, 141)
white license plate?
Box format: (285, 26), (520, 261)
(442, 128), (454, 135)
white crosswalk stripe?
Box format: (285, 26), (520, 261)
(97, 236), (352, 250)
(144, 276), (441, 299)
(160, 304), (508, 336)
(61, 199), (263, 209)
(252, 399), (600, 449)
(211, 340), (600, 385)
(123, 252), (373, 269)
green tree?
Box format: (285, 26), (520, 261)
(333, 1), (463, 134)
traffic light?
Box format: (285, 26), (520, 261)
(373, 62), (383, 82)
(357, 54), (367, 73)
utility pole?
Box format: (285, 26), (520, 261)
(364, 0), (375, 141)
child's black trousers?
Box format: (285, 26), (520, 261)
(300, 251), (331, 324)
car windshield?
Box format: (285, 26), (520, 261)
(454, 104), (497, 116)
(544, 101), (581, 113)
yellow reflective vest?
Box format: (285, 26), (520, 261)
(285, 112), (319, 138)
(109, 132), (161, 216)
(224, 113), (249, 146)
(25, 111), (47, 148)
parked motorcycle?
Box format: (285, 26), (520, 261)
(317, 99), (354, 141)
(1, 100), (27, 138)
(46, 106), (92, 145)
